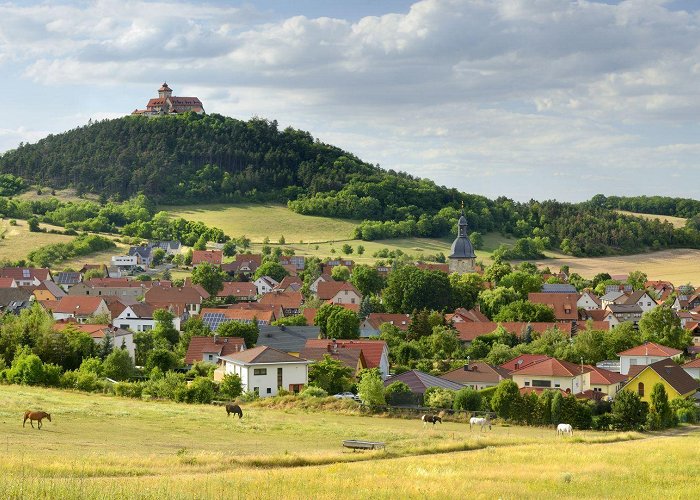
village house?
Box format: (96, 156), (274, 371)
(111, 255), (139, 272)
(256, 326), (322, 356)
(0, 277), (18, 288)
(541, 284), (577, 294)
(132, 82), (204, 115)
(274, 276), (303, 292)
(299, 344), (367, 376)
(0, 288), (34, 314)
(55, 322), (136, 361)
(128, 246), (153, 268)
(113, 303), (185, 332)
(447, 307), (490, 323)
(217, 282), (257, 302)
(150, 241), (181, 255)
(360, 313), (412, 337)
(200, 307), (275, 330)
(145, 285), (208, 316)
(69, 278), (149, 299)
(54, 272), (82, 290)
(222, 254), (262, 277)
(622, 359), (699, 403)
(606, 304), (643, 325)
(584, 365), (628, 398)
(184, 335), (246, 367)
(310, 273), (334, 294)
(279, 256), (306, 271)
(322, 259), (355, 274)
(316, 281), (362, 305)
(577, 291), (601, 311)
(0, 267), (52, 287)
(500, 354), (551, 373)
(415, 261), (449, 273)
(510, 357), (591, 394)
(617, 342), (684, 376)
(303, 339), (390, 378)
(441, 361), (511, 390)
(215, 346), (310, 396)
(527, 293), (579, 322)
(383, 370), (464, 403)
(191, 250), (223, 267)
(32, 281), (66, 302)
(682, 358), (700, 380)
(47, 296), (110, 323)
(259, 290), (304, 316)
(254, 276), (278, 296)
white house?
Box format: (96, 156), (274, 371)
(111, 255), (138, 270)
(682, 358), (700, 380)
(216, 346), (311, 397)
(626, 291), (658, 313)
(114, 303), (183, 332)
(617, 342), (683, 376)
(254, 276), (278, 296)
(577, 291), (601, 311)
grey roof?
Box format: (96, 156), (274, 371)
(128, 246), (152, 258)
(0, 288), (34, 307)
(256, 326), (322, 353)
(608, 304), (643, 314)
(600, 291), (625, 302)
(150, 241), (181, 251)
(541, 284), (577, 293)
(448, 213), (476, 260)
(383, 370), (464, 394)
(55, 272), (82, 285)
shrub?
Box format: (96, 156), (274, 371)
(7, 347), (44, 385)
(385, 381), (414, 406)
(60, 370), (79, 389)
(425, 387), (455, 409)
(299, 386), (328, 398)
(239, 390), (260, 402)
(178, 377), (216, 404)
(103, 349), (135, 381)
(219, 373), (243, 400)
(114, 381), (144, 398)
(670, 398), (698, 424)
(357, 370), (386, 406)
(612, 390), (648, 430)
(79, 357), (104, 376)
(453, 388), (482, 411)
(75, 371), (101, 392)
(591, 413), (615, 431)
(42, 363), (62, 387)
(491, 380), (521, 420)
(142, 371), (187, 400)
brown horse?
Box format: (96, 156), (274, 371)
(225, 404), (243, 418)
(23, 411), (51, 429)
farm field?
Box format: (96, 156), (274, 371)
(0, 219), (74, 262)
(1, 385), (697, 499)
(616, 210), (688, 229)
(535, 248), (700, 285)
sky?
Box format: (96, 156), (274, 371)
(1, 0), (699, 202)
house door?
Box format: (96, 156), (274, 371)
(277, 367), (283, 390)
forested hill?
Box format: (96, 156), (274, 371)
(1, 112), (700, 257)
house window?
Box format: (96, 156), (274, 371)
(253, 387), (259, 394)
(554, 383), (561, 388)
(630, 358), (638, 366)
(351, 298), (356, 304)
(638, 382), (644, 397)
(277, 367), (283, 389)
(119, 324), (129, 330)
(532, 380), (551, 388)
(208, 355), (213, 361)
(254, 368), (267, 376)
(266, 388), (272, 394)
(143, 325), (152, 331)
(524, 381), (530, 387)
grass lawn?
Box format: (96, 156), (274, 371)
(1, 385), (696, 498)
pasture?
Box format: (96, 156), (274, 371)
(1, 385), (697, 499)
(0, 219), (74, 262)
(616, 210), (688, 229)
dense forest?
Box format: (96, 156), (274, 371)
(1, 113), (700, 256)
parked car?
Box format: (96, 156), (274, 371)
(333, 392), (360, 401)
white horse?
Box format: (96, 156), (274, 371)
(556, 423), (573, 436)
(469, 416), (491, 431)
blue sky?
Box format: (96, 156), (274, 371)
(1, 0), (699, 202)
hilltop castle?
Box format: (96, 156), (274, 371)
(132, 83), (204, 116)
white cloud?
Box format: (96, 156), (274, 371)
(1, 0), (700, 200)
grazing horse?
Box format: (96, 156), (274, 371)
(556, 423), (573, 436)
(225, 404), (243, 418)
(23, 411), (51, 430)
(421, 414), (442, 426)
(469, 417), (491, 431)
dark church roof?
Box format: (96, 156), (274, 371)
(448, 212), (476, 259)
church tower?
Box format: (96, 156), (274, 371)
(448, 205), (476, 274)
(158, 82), (173, 99)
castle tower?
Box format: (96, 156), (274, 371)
(158, 82), (173, 99)
(448, 206), (476, 274)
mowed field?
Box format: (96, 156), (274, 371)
(616, 210), (688, 229)
(0, 219), (74, 262)
(1, 385), (698, 499)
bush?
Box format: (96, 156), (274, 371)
(385, 381), (415, 406)
(239, 390), (260, 402)
(612, 390), (648, 431)
(219, 373), (243, 400)
(357, 370), (386, 405)
(142, 371), (187, 400)
(299, 386), (328, 398)
(453, 387), (482, 411)
(42, 363), (62, 387)
(60, 370), (79, 389)
(7, 347), (44, 385)
(491, 380), (521, 420)
(591, 413), (615, 431)
(75, 371), (101, 392)
(178, 377), (216, 404)
(424, 387), (455, 409)
(114, 381), (144, 398)
(670, 398), (698, 424)
(103, 349), (135, 381)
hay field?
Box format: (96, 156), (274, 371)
(1, 385), (696, 499)
(0, 219), (74, 262)
(616, 210), (688, 229)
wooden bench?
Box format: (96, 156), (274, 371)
(342, 440), (386, 451)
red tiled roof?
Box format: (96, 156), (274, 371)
(304, 339), (387, 369)
(577, 320), (611, 331)
(217, 282), (257, 298)
(50, 296), (105, 315)
(275, 276), (303, 291)
(365, 313), (411, 331)
(145, 285), (208, 304)
(415, 262), (449, 273)
(682, 358), (700, 368)
(85, 278), (145, 288)
(236, 254), (262, 265)
(0, 278), (16, 288)
(585, 365), (627, 385)
(185, 336), (246, 365)
(0, 267), (51, 281)
(316, 281), (361, 301)
(450, 307), (489, 323)
(54, 322), (108, 335)
(617, 342), (683, 357)
(259, 290), (303, 309)
(192, 250), (223, 266)
(454, 322), (571, 342)
(511, 357), (591, 377)
(528, 293), (580, 321)
(500, 354), (551, 372)
(298, 347), (366, 373)
(302, 308), (317, 325)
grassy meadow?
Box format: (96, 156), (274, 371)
(1, 385), (697, 499)
(0, 219), (74, 262)
(616, 210), (688, 229)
